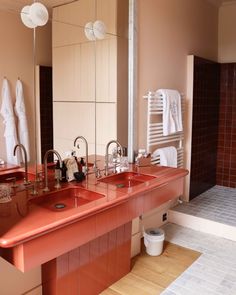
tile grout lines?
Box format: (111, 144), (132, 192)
(161, 223), (236, 295)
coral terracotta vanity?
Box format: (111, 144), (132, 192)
(0, 164), (187, 295)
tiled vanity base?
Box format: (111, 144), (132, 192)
(42, 222), (132, 295)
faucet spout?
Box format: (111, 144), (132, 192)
(105, 140), (123, 176)
(13, 144), (30, 185)
(74, 136), (89, 174)
(43, 149), (62, 192)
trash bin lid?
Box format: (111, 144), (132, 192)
(145, 228), (164, 237)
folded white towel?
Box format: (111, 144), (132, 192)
(156, 89), (183, 136)
(152, 146), (177, 168)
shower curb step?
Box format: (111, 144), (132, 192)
(168, 209), (236, 242)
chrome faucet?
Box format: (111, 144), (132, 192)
(93, 160), (102, 178)
(74, 136), (89, 174)
(43, 149), (62, 192)
(105, 140), (123, 176)
(13, 143), (30, 185)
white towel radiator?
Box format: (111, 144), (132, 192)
(143, 91), (184, 168)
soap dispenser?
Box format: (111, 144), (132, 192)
(80, 157), (86, 174)
(61, 161), (68, 182)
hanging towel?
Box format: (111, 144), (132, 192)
(156, 89), (183, 136)
(15, 79), (30, 162)
(152, 146), (177, 168)
(0, 78), (20, 165)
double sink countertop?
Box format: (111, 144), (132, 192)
(0, 162), (188, 249)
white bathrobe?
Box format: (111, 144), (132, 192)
(0, 78), (20, 165)
(15, 79), (30, 162)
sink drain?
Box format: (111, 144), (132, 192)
(116, 183), (125, 188)
(54, 203), (66, 209)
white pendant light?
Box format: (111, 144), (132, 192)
(29, 2), (49, 27)
(93, 20), (106, 40)
(84, 22), (96, 41)
(84, 20), (107, 41)
(20, 5), (37, 29)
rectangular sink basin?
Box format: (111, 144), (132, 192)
(30, 187), (105, 211)
(98, 172), (156, 188)
(0, 171), (35, 183)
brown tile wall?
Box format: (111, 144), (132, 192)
(190, 56), (220, 200)
(216, 63), (236, 187)
(39, 66), (53, 163)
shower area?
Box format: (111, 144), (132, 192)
(176, 55), (236, 228)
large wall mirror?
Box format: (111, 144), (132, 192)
(0, 5), (36, 167)
(0, 0), (129, 175)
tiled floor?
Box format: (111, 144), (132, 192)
(161, 223), (236, 295)
(172, 185), (236, 227)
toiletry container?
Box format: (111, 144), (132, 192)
(80, 157), (86, 174)
(61, 161), (67, 182)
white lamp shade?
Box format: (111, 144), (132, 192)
(84, 22), (96, 41)
(93, 20), (106, 40)
(29, 2), (49, 26)
(20, 5), (37, 28)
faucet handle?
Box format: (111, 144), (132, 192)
(36, 171), (43, 183)
(93, 160), (100, 169)
(54, 177), (61, 189)
(23, 178), (31, 186)
(43, 186), (50, 193)
(93, 160), (102, 178)
(95, 168), (102, 178)
(25, 182), (38, 195)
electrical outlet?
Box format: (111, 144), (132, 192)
(162, 212), (167, 222)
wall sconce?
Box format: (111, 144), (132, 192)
(21, 2), (49, 28)
(93, 20), (106, 40)
(84, 20), (106, 41)
(84, 22), (96, 41)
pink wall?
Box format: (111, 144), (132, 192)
(218, 2), (236, 63)
(0, 10), (34, 163)
(0, 10), (51, 164)
(0, 10), (51, 294)
(137, 0), (219, 148)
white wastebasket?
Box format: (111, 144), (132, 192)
(144, 228), (165, 256)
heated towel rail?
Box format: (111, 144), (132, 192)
(144, 91), (184, 168)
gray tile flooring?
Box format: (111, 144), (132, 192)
(172, 185), (236, 227)
(161, 223), (236, 295)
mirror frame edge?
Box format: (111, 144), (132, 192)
(128, 0), (137, 163)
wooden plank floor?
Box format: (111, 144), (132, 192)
(100, 241), (201, 295)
